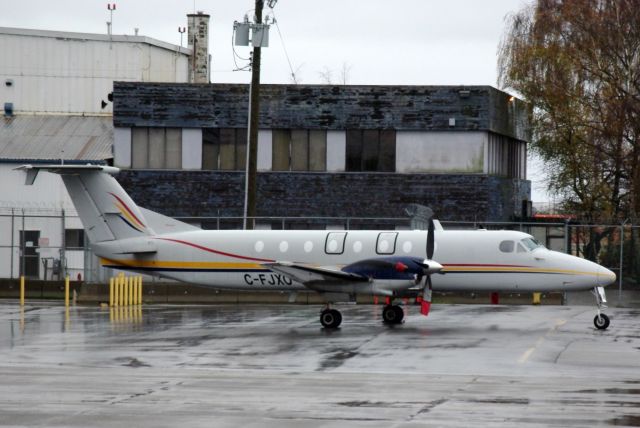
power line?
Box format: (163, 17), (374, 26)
(268, 8), (298, 84)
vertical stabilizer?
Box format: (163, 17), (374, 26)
(17, 165), (154, 243)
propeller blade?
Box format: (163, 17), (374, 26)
(426, 218), (435, 259)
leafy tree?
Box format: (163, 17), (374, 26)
(498, 0), (640, 222)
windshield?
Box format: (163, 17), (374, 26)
(520, 237), (542, 251)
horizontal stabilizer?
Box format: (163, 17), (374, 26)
(94, 238), (157, 255)
(16, 164), (119, 185)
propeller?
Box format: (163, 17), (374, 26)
(418, 218), (442, 315)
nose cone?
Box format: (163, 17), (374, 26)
(598, 266), (617, 287)
(423, 260), (443, 274)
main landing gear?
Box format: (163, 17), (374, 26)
(320, 306), (342, 329)
(382, 304), (404, 325)
(319, 304), (406, 328)
(593, 286), (610, 330)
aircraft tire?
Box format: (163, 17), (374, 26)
(320, 309), (342, 329)
(593, 313), (610, 330)
(382, 305), (404, 324)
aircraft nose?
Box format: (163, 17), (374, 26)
(598, 266), (616, 287)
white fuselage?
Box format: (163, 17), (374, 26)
(96, 229), (616, 293)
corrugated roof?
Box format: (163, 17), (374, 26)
(0, 27), (192, 55)
(0, 115), (113, 161)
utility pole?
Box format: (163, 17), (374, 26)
(245, 0), (264, 230)
(235, 0), (274, 229)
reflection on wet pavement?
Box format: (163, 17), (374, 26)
(1, 301), (639, 427)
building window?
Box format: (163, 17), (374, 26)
(131, 127), (182, 169)
(65, 229), (85, 249)
(202, 128), (247, 170)
(487, 132), (526, 179)
(346, 130), (396, 172)
(272, 129), (327, 171)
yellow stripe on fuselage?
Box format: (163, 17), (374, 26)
(100, 258), (262, 270)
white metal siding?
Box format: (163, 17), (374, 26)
(0, 32), (189, 115)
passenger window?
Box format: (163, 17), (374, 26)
(325, 232), (347, 254)
(376, 232), (398, 255)
(499, 240), (515, 253)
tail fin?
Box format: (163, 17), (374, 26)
(18, 164), (154, 243)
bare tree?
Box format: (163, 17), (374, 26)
(339, 62), (352, 86)
(318, 66), (334, 85)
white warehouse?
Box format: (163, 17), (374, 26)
(0, 26), (192, 115)
(0, 15), (211, 281)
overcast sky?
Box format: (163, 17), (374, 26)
(2, 0), (549, 201)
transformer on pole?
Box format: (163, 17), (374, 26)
(233, 1), (275, 229)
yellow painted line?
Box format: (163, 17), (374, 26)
(518, 319), (566, 364)
(518, 345), (538, 364)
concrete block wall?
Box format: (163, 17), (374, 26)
(117, 170), (528, 222)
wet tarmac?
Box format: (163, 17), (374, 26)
(1, 301), (639, 427)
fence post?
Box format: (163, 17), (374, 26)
(10, 209), (14, 279)
(61, 209), (66, 279)
(619, 220), (627, 302)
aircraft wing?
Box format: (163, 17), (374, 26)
(263, 262), (368, 286)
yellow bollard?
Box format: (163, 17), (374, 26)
(109, 277), (114, 307)
(64, 276), (70, 308)
(129, 276), (134, 306)
(20, 276), (25, 306)
(119, 275), (125, 307)
(114, 276), (119, 307)
(122, 276), (127, 306)
(138, 276), (143, 305)
(133, 276), (139, 305)
(532, 292), (541, 305)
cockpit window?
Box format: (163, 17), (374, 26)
(521, 237), (541, 251)
(499, 240), (515, 253)
(517, 243), (527, 253)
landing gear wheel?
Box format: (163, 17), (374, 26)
(382, 305), (404, 324)
(594, 313), (610, 330)
(320, 309), (342, 329)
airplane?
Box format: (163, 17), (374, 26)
(19, 164), (617, 330)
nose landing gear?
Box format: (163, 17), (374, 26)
(592, 286), (610, 330)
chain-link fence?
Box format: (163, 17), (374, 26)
(1, 209), (636, 296)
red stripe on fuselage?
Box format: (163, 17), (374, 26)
(155, 237), (275, 262)
(443, 263), (533, 268)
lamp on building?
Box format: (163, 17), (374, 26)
(178, 26), (186, 48)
